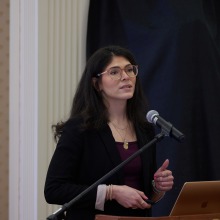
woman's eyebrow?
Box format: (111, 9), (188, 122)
(108, 64), (132, 69)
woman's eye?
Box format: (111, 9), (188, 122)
(109, 69), (120, 75)
(126, 67), (133, 72)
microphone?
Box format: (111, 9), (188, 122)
(146, 110), (185, 142)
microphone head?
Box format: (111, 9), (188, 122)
(146, 110), (159, 124)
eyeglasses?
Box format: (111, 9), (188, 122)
(97, 65), (138, 80)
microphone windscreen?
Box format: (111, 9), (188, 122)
(146, 110), (159, 124)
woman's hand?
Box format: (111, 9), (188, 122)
(111, 185), (151, 209)
(153, 159), (174, 192)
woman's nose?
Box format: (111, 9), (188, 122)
(121, 70), (129, 80)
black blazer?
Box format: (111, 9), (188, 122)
(44, 118), (157, 220)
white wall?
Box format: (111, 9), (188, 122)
(9, 0), (89, 219)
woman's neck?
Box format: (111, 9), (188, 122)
(108, 101), (128, 126)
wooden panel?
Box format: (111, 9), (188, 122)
(95, 213), (220, 220)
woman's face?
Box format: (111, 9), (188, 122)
(98, 56), (137, 105)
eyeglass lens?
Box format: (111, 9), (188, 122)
(108, 65), (137, 80)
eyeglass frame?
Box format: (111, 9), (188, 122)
(96, 64), (138, 80)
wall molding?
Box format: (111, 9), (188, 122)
(9, 0), (89, 219)
(10, 0), (38, 219)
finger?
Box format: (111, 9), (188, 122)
(155, 178), (174, 191)
(134, 189), (147, 199)
(156, 183), (173, 191)
(155, 171), (174, 183)
(140, 200), (151, 209)
(154, 170), (174, 184)
(155, 159), (169, 177)
(160, 159), (169, 171)
(157, 178), (174, 186)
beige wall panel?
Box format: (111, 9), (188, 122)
(9, 0), (89, 219)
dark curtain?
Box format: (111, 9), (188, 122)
(86, 0), (220, 216)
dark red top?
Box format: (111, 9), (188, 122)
(116, 141), (142, 190)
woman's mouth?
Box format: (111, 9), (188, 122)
(120, 84), (132, 89)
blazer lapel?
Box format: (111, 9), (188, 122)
(97, 124), (125, 184)
(135, 125), (154, 191)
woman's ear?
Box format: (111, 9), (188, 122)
(92, 77), (100, 91)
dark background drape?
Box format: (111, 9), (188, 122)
(86, 0), (220, 216)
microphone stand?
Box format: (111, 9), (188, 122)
(46, 132), (166, 220)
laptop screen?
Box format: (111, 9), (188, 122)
(170, 181), (220, 216)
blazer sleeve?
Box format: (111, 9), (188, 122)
(44, 119), (98, 209)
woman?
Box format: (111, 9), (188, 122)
(44, 45), (174, 220)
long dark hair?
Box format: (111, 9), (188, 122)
(53, 45), (150, 141)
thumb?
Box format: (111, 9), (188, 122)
(159, 159), (169, 171)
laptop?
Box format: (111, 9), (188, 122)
(170, 181), (220, 216)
